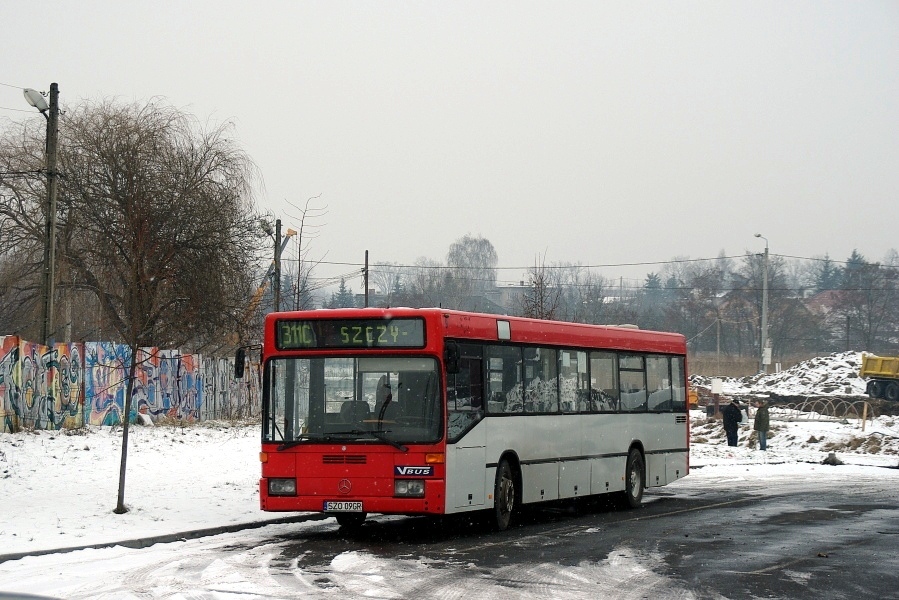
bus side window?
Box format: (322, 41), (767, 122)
(589, 352), (618, 412)
(486, 345), (523, 414)
(646, 355), (673, 411)
(619, 354), (647, 412)
(524, 347), (558, 413)
(671, 356), (687, 411)
(560, 350), (587, 413)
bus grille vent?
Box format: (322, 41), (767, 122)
(675, 415), (687, 423)
(323, 455), (367, 464)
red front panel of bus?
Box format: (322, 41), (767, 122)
(260, 444), (446, 515)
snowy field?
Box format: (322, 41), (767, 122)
(1, 352), (897, 598)
(690, 351), (868, 397)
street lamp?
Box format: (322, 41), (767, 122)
(24, 83), (60, 346)
(754, 233), (769, 373)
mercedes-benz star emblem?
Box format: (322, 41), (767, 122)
(337, 479), (352, 494)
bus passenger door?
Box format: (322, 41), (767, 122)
(448, 443), (486, 509)
(446, 353), (486, 510)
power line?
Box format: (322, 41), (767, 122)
(282, 251), (896, 276)
(283, 254), (751, 271)
(0, 105), (37, 114)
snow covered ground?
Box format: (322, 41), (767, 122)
(1, 352), (897, 598)
(3, 409), (897, 558)
(690, 351), (868, 397)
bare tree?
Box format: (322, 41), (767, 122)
(284, 195), (326, 312)
(548, 263), (610, 324)
(1, 99), (262, 513)
(396, 257), (450, 308)
(370, 261), (403, 303)
(446, 234), (498, 299)
(519, 255), (561, 320)
(0, 118), (49, 335)
(837, 260), (899, 352)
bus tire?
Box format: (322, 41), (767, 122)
(619, 448), (644, 509)
(335, 512), (367, 529)
(493, 459), (516, 531)
(869, 380), (885, 399)
(886, 383), (899, 402)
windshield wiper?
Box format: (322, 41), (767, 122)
(328, 429), (408, 452)
(368, 428), (409, 452)
(276, 433), (327, 451)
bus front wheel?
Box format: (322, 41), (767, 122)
(619, 449), (644, 509)
(335, 512), (367, 529)
(493, 459), (516, 531)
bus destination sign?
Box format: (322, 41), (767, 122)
(276, 318), (426, 349)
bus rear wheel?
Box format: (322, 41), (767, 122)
(618, 448), (644, 509)
(493, 459), (516, 531)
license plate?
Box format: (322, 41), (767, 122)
(324, 501), (363, 512)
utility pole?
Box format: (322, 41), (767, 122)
(755, 234), (769, 374)
(716, 315), (721, 375)
(38, 83), (59, 346)
(760, 243), (769, 373)
(274, 219), (282, 312)
(364, 250), (369, 308)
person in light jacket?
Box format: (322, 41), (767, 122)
(721, 399), (742, 447)
(753, 399), (770, 451)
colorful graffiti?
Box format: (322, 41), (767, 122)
(0, 336), (21, 432)
(201, 357), (261, 421)
(83, 342), (131, 426)
(0, 336), (85, 431)
(1, 337), (259, 433)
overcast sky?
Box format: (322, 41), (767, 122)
(3, 1), (897, 291)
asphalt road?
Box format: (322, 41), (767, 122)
(268, 464), (899, 599)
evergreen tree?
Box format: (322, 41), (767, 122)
(327, 278), (355, 308)
(813, 254), (841, 292)
(841, 250), (869, 291)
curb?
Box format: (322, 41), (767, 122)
(0, 514), (328, 564)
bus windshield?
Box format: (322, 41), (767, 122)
(263, 356), (442, 446)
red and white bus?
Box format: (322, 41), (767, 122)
(258, 308), (689, 530)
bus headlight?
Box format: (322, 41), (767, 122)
(394, 479), (425, 498)
(268, 478), (297, 496)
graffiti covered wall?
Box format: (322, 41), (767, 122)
(201, 357), (261, 421)
(0, 337), (84, 432)
(84, 341), (130, 426)
(1, 337), (259, 433)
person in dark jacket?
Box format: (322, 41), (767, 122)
(753, 399), (770, 450)
(721, 399), (742, 447)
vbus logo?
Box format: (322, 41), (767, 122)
(394, 466), (433, 477)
